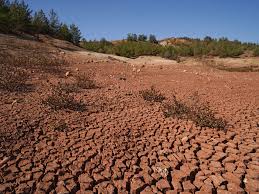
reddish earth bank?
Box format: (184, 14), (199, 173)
(0, 35), (259, 193)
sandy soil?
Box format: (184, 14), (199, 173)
(0, 35), (259, 194)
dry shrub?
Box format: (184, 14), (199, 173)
(163, 95), (190, 118)
(0, 65), (30, 92)
(163, 93), (227, 130)
(140, 86), (166, 103)
(75, 73), (98, 89)
(43, 84), (85, 111)
(0, 52), (68, 75)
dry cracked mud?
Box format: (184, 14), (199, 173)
(0, 38), (259, 194)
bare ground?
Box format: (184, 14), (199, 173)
(0, 34), (259, 194)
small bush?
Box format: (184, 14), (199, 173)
(75, 73), (97, 89)
(253, 47), (259, 57)
(163, 93), (227, 130)
(140, 86), (166, 103)
(0, 65), (30, 92)
(43, 85), (85, 111)
(163, 95), (190, 118)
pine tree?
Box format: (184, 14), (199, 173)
(32, 9), (49, 34)
(138, 34), (147, 42)
(48, 9), (60, 36)
(59, 23), (72, 42)
(0, 0), (10, 33)
(8, 0), (32, 33)
(69, 24), (81, 45)
(149, 34), (158, 44)
(127, 33), (137, 41)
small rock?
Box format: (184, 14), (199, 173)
(65, 71), (70, 77)
(181, 136), (188, 144)
(0, 157), (10, 168)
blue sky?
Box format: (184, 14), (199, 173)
(24, 0), (259, 43)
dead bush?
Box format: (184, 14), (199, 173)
(163, 95), (190, 118)
(0, 65), (30, 92)
(163, 93), (227, 130)
(140, 86), (166, 103)
(43, 85), (85, 111)
(75, 73), (98, 89)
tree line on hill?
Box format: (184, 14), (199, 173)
(82, 34), (259, 59)
(0, 0), (81, 45)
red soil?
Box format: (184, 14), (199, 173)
(0, 34), (258, 193)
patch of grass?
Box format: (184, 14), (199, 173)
(163, 93), (227, 130)
(140, 86), (166, 103)
(43, 85), (85, 111)
(75, 73), (98, 89)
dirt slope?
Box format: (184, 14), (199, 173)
(0, 34), (259, 194)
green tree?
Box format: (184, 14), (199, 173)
(127, 33), (137, 41)
(32, 9), (49, 34)
(48, 9), (60, 36)
(8, 0), (32, 33)
(0, 0), (10, 33)
(149, 34), (158, 44)
(58, 23), (72, 41)
(138, 34), (147, 42)
(69, 24), (81, 45)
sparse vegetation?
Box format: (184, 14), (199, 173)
(253, 47), (259, 57)
(0, 52), (67, 75)
(0, 65), (29, 92)
(43, 84), (85, 111)
(214, 65), (259, 72)
(75, 73), (98, 89)
(140, 86), (166, 103)
(163, 93), (227, 130)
